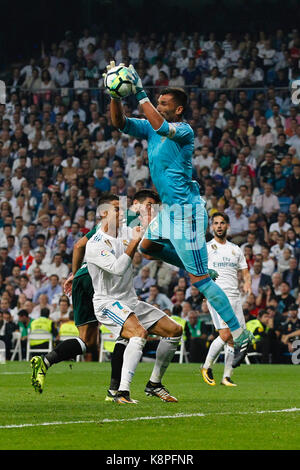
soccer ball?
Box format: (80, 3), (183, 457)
(104, 65), (133, 99)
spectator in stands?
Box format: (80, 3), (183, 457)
(146, 285), (173, 311)
(33, 274), (62, 305)
(1, 27), (299, 364)
(186, 310), (211, 362)
(134, 266), (156, 301)
(251, 260), (272, 297)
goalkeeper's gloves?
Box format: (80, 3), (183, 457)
(127, 64), (150, 104)
(208, 269), (219, 281)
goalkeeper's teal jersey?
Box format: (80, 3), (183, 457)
(122, 118), (204, 207)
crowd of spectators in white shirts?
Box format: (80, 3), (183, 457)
(0, 27), (299, 362)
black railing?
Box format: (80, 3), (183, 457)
(3, 85), (292, 116)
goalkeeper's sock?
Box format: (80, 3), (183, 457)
(149, 336), (181, 384)
(43, 338), (86, 368)
(203, 336), (226, 370)
(193, 278), (241, 333)
(109, 342), (126, 391)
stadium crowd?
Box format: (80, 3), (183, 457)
(0, 27), (300, 364)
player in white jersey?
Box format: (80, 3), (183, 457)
(201, 212), (252, 386)
(85, 195), (182, 404)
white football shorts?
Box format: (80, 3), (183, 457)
(207, 296), (246, 331)
(93, 298), (166, 338)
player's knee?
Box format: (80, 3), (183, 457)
(136, 326), (148, 340)
(219, 329), (231, 343)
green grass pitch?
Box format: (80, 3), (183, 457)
(0, 361), (300, 450)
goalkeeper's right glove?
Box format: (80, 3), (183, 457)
(127, 64), (150, 104)
(208, 269), (219, 281)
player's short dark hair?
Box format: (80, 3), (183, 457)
(98, 194), (119, 206)
(97, 194), (119, 218)
(211, 212), (230, 224)
(133, 190), (161, 204)
(159, 87), (188, 114)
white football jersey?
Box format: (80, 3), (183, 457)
(85, 225), (138, 309)
(207, 238), (248, 297)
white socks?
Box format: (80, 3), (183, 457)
(150, 336), (181, 384)
(203, 336), (235, 379)
(119, 336), (146, 392)
(203, 336), (225, 370)
(223, 344), (234, 379)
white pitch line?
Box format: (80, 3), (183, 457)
(0, 408), (300, 429)
(0, 372), (29, 375)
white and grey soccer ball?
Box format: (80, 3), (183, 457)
(104, 65), (133, 99)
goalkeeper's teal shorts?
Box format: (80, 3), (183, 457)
(144, 201), (208, 277)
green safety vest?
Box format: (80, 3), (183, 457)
(187, 317), (203, 338)
(171, 315), (187, 342)
(246, 319), (267, 343)
(59, 321), (79, 337)
(100, 325), (115, 353)
(18, 318), (33, 338)
(30, 317), (53, 346)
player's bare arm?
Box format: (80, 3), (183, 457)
(241, 268), (252, 295)
(72, 236), (88, 274)
(125, 226), (145, 259)
(110, 98), (126, 130)
(63, 236), (89, 295)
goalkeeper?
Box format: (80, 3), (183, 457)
(105, 61), (253, 363)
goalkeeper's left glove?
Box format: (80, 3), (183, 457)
(208, 269), (219, 281)
(127, 64), (150, 104)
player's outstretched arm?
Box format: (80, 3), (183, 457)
(110, 98), (126, 131)
(127, 64), (164, 131)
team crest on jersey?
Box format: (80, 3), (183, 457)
(232, 250), (236, 256)
(123, 240), (129, 246)
(211, 244), (218, 250)
(104, 239), (113, 249)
